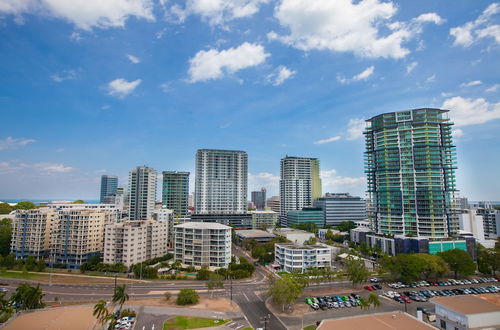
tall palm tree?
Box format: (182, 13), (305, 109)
(103, 312), (117, 330)
(93, 300), (109, 324)
(358, 297), (370, 310)
(367, 292), (381, 308)
(112, 285), (129, 314)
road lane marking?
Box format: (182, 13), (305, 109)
(242, 292), (250, 302)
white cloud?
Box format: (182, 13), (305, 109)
(70, 31), (82, 41)
(268, 0), (443, 59)
(450, 3), (500, 47)
(168, 0), (269, 26)
(321, 169), (366, 193)
(0, 137), (36, 150)
(267, 65), (296, 86)
(485, 84), (500, 92)
(345, 118), (366, 140)
(155, 28), (167, 39)
(442, 96), (500, 127)
(248, 172), (279, 195)
(426, 74), (436, 83)
(107, 78), (142, 98)
(406, 61), (418, 74)
(0, 161), (73, 174)
(51, 69), (77, 82)
(337, 66), (375, 84)
(187, 42), (270, 82)
(159, 82), (172, 92)
(314, 136), (341, 145)
(460, 80), (482, 88)
(35, 162), (73, 173)
(126, 54), (140, 64)
(0, 0), (155, 30)
(452, 129), (464, 138)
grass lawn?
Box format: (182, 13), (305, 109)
(303, 325), (317, 330)
(163, 316), (229, 329)
(0, 271), (42, 281)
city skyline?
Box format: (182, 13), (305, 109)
(0, 1), (499, 201)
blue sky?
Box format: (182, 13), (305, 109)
(0, 0), (499, 201)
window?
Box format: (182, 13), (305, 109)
(440, 320), (446, 329)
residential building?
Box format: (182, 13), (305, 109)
(46, 202), (121, 220)
(50, 209), (114, 268)
(162, 171), (189, 217)
(127, 166), (157, 220)
(317, 312), (434, 330)
(103, 220), (169, 267)
(432, 295), (500, 330)
(475, 203), (500, 239)
(234, 230), (276, 243)
(458, 208), (485, 242)
(286, 208), (324, 228)
(274, 243), (333, 273)
(251, 187), (266, 210)
(457, 196), (469, 210)
(174, 222), (231, 270)
(266, 195), (280, 213)
(250, 210), (278, 230)
(314, 193), (367, 227)
(272, 227), (315, 244)
(100, 175), (118, 203)
(195, 149), (247, 214)
(190, 213), (252, 229)
(318, 228), (348, 240)
(365, 109), (459, 237)
(11, 209), (58, 260)
(279, 156), (321, 219)
(114, 187), (126, 212)
(152, 208), (175, 245)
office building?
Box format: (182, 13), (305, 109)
(286, 208), (324, 228)
(250, 210), (278, 229)
(174, 222), (231, 270)
(365, 109), (458, 237)
(162, 171), (189, 217)
(104, 220), (169, 267)
(195, 149), (247, 214)
(456, 196), (469, 210)
(190, 213), (252, 229)
(50, 209), (114, 268)
(251, 187), (266, 210)
(11, 209), (58, 260)
(279, 156), (322, 219)
(314, 193), (367, 227)
(275, 243), (333, 273)
(432, 295), (500, 330)
(266, 195), (280, 213)
(317, 312), (434, 330)
(127, 166), (157, 220)
(100, 175), (118, 203)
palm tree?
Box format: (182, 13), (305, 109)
(93, 300), (109, 324)
(112, 285), (129, 314)
(103, 311), (117, 330)
(358, 297), (370, 310)
(367, 292), (381, 308)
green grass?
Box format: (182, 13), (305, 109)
(0, 271), (42, 280)
(163, 316), (229, 329)
(241, 328), (253, 330)
(303, 325), (317, 330)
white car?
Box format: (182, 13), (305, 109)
(370, 278), (379, 283)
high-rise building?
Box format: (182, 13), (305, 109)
(162, 171), (189, 217)
(100, 175), (118, 203)
(266, 195), (280, 213)
(195, 149), (248, 214)
(279, 156), (322, 217)
(251, 187), (267, 210)
(127, 166), (157, 220)
(365, 108), (458, 237)
(314, 193), (367, 227)
(475, 202), (500, 239)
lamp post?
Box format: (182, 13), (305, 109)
(260, 314), (270, 330)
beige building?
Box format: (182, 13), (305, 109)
(11, 209), (58, 260)
(318, 312), (434, 330)
(104, 220), (169, 267)
(250, 210), (278, 229)
(50, 209), (114, 269)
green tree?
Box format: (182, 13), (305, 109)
(358, 297), (370, 310)
(325, 229), (335, 241)
(336, 221), (357, 232)
(268, 277), (303, 312)
(176, 289), (199, 305)
(13, 201), (36, 210)
(196, 267), (211, 280)
(35, 259), (46, 272)
(72, 200), (85, 204)
(206, 273), (224, 298)
(93, 300), (109, 325)
(112, 285), (129, 314)
(345, 257), (370, 286)
(367, 292), (381, 308)
(0, 219), (12, 257)
(164, 292), (171, 301)
(477, 247), (500, 275)
(416, 254), (448, 281)
(381, 254), (426, 283)
(0, 204), (12, 215)
(25, 256), (36, 271)
(304, 237), (317, 245)
(3, 254), (14, 269)
(103, 312), (117, 330)
(11, 283), (45, 310)
(438, 249), (476, 279)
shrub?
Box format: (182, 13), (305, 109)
(164, 292), (171, 301)
(176, 289), (199, 305)
(120, 309), (136, 318)
(196, 268), (211, 280)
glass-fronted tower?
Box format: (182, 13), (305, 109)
(100, 175), (118, 203)
(365, 108), (458, 238)
(162, 171), (190, 217)
(127, 166), (157, 220)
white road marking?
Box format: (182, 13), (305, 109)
(243, 292), (250, 302)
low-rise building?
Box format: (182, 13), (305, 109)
(275, 243), (333, 273)
(273, 227), (315, 245)
(266, 195), (280, 213)
(286, 208), (324, 228)
(317, 312), (434, 330)
(190, 213), (252, 229)
(432, 295), (500, 330)
(47, 202), (121, 220)
(174, 222), (231, 270)
(235, 230), (276, 243)
(250, 210), (278, 229)
(104, 220), (169, 267)
(314, 193), (367, 227)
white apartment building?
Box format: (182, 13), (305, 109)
(275, 243), (333, 273)
(250, 210), (278, 229)
(273, 227), (315, 244)
(47, 202), (121, 220)
(174, 222), (231, 270)
(458, 208), (485, 242)
(195, 149), (248, 214)
(104, 220), (169, 267)
(11, 209), (58, 260)
(128, 166), (157, 220)
(279, 156), (322, 218)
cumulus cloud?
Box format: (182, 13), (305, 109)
(314, 136), (341, 145)
(51, 69), (78, 82)
(406, 61), (418, 74)
(321, 169), (366, 194)
(345, 118), (366, 140)
(337, 66), (375, 84)
(442, 96), (500, 127)
(168, 0), (269, 26)
(187, 42), (270, 82)
(248, 172), (279, 195)
(460, 80), (482, 88)
(107, 78), (142, 98)
(268, 0), (443, 59)
(126, 54), (140, 64)
(450, 3), (500, 47)
(267, 65), (296, 86)
(0, 0), (155, 30)
(0, 161), (73, 174)
(0, 137), (36, 150)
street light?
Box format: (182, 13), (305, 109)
(260, 314), (270, 330)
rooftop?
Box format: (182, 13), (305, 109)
(432, 294), (500, 315)
(235, 230), (276, 238)
(273, 228), (312, 235)
(174, 222), (231, 230)
(250, 210), (278, 214)
(276, 243), (331, 250)
(318, 311), (434, 330)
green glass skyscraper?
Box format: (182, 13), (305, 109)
(162, 171), (190, 217)
(365, 108), (458, 238)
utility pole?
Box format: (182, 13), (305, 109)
(140, 263), (143, 280)
(260, 314), (270, 330)
(230, 274), (233, 305)
(114, 273), (117, 292)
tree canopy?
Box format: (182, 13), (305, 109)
(438, 249), (476, 279)
(268, 276), (304, 311)
(345, 257), (370, 285)
(336, 221), (357, 232)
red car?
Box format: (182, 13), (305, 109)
(364, 285), (374, 291)
(400, 296), (412, 303)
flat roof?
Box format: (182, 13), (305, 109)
(318, 312), (434, 330)
(273, 228), (312, 234)
(366, 108), (448, 121)
(235, 230), (276, 238)
(250, 210), (278, 214)
(432, 295), (500, 315)
(276, 243), (331, 250)
(174, 222), (231, 229)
